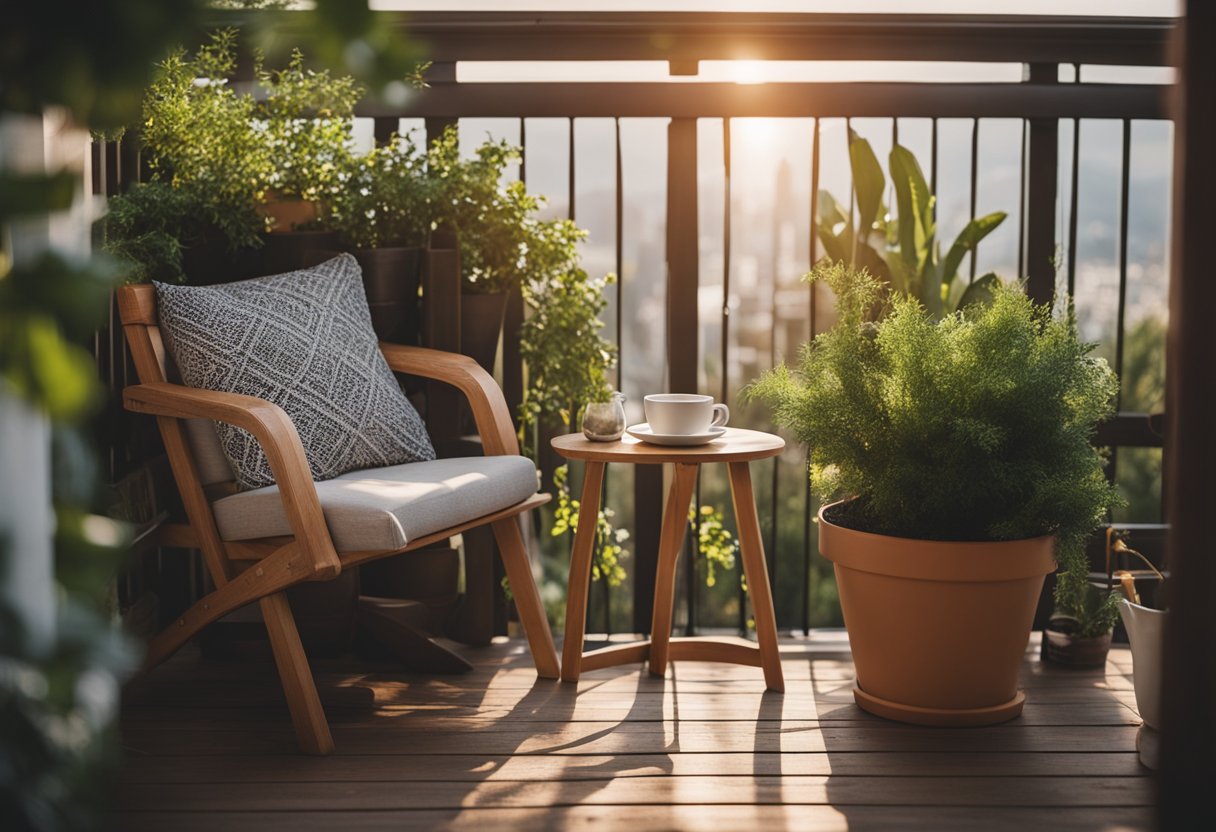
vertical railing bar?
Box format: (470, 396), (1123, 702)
(846, 117), (855, 232)
(1067, 114), (1081, 298)
(520, 118), (527, 186)
(1018, 118), (1027, 278)
(613, 117), (625, 634)
(804, 118), (820, 637)
(767, 126), (780, 626)
(722, 117), (745, 637)
(722, 117), (732, 412)
(1115, 118), (1132, 407)
(930, 118), (939, 216)
(970, 117), (979, 282)
(688, 475), (700, 638)
(665, 116), (700, 638)
(568, 117), (575, 222)
(615, 118), (624, 392)
(1106, 117), (1133, 488)
(889, 116), (898, 255)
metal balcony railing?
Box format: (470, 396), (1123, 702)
(93, 11), (1176, 640)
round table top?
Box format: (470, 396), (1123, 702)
(551, 427), (785, 464)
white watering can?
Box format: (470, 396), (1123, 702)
(1119, 599), (1166, 769)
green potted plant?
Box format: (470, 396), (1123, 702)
(329, 134), (430, 342)
(103, 181), (203, 284)
(424, 126), (536, 371)
(138, 28), (269, 283)
(748, 261), (1120, 726)
(253, 46), (361, 272)
(819, 130), (1007, 318)
(135, 28), (362, 281)
(1040, 538), (1123, 668)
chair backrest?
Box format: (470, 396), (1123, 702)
(117, 284), (168, 384)
(117, 240), (468, 488)
(118, 284), (238, 490)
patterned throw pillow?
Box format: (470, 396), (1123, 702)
(155, 254), (435, 490)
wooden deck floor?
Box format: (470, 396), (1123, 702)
(115, 634), (1153, 831)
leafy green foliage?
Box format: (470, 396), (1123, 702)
(102, 182), (203, 284)
(690, 504), (739, 589)
(818, 131), (1006, 318)
(550, 464), (628, 587)
(747, 262), (1121, 581)
(1052, 569), (1123, 639)
(255, 48), (362, 205)
(328, 134), (429, 249)
(518, 221), (618, 440)
(0, 253), (116, 421)
(138, 28), (365, 252)
(140, 29), (268, 249)
(2, 7), (433, 829)
(423, 127), (539, 294)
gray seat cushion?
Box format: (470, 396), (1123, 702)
(155, 254), (435, 491)
(212, 455), (539, 552)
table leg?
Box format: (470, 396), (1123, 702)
(728, 461), (785, 692)
(560, 460), (606, 683)
(648, 462), (700, 678)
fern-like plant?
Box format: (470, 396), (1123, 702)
(747, 261), (1121, 617)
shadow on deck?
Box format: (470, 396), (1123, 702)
(115, 634), (1152, 831)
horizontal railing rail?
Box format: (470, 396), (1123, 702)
(357, 81), (1168, 120)
(240, 11), (1173, 66)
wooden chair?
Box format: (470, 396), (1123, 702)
(116, 283), (560, 755)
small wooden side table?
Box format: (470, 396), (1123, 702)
(552, 428), (786, 692)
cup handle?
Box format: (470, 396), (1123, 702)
(711, 403), (730, 428)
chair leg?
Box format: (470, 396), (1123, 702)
(260, 592), (334, 755)
(491, 516), (561, 680)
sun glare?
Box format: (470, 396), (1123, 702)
(726, 60), (767, 85)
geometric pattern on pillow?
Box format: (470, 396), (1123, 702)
(154, 253), (435, 490)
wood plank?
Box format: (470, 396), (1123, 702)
(124, 648), (1136, 685)
(120, 701), (1140, 729)
(119, 751), (1147, 784)
(116, 638), (1148, 831)
(119, 775), (1154, 811)
(112, 806), (1154, 832)
(118, 722), (1140, 756)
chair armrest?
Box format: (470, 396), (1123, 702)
(379, 342), (520, 457)
(123, 382), (340, 578)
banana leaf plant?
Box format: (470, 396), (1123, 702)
(816, 129), (1007, 319)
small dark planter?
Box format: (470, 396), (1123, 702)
(261, 229), (341, 276)
(181, 228), (263, 286)
(1041, 619), (1113, 668)
(354, 247), (423, 344)
(460, 290), (508, 374)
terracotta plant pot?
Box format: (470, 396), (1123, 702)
(459, 290), (508, 374)
(819, 500), (1056, 726)
(256, 196), (320, 233)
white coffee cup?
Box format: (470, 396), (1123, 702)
(644, 393), (730, 436)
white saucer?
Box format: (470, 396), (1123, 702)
(626, 423), (727, 446)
